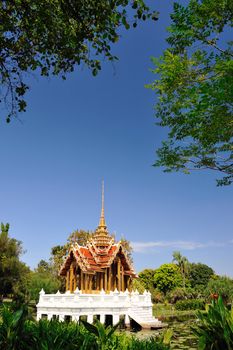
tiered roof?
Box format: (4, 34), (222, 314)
(59, 183), (136, 277)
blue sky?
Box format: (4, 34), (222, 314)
(0, 1), (232, 276)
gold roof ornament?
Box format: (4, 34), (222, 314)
(98, 180), (106, 229)
(92, 181), (114, 248)
(59, 181), (137, 279)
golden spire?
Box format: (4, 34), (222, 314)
(91, 180), (115, 248)
(99, 180), (106, 228)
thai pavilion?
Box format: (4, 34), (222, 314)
(59, 185), (136, 294)
(36, 184), (162, 329)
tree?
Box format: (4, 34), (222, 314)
(28, 260), (61, 302)
(132, 279), (145, 294)
(189, 263), (214, 289)
(147, 0), (233, 186)
(172, 251), (189, 289)
(154, 263), (183, 295)
(138, 269), (156, 290)
(120, 236), (133, 263)
(36, 260), (51, 274)
(0, 0), (158, 122)
(67, 229), (94, 246)
(0, 223), (30, 301)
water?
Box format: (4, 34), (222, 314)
(127, 316), (198, 349)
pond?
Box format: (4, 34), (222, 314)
(129, 314), (199, 349)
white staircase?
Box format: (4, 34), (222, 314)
(128, 302), (162, 329)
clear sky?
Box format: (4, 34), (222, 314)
(0, 1), (232, 277)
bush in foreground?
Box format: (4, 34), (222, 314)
(193, 297), (233, 349)
(0, 305), (170, 350)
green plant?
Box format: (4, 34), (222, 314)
(151, 288), (165, 304)
(0, 305), (28, 350)
(175, 299), (205, 311)
(81, 319), (120, 350)
(167, 287), (201, 304)
(0, 306), (171, 349)
(205, 276), (233, 304)
(24, 319), (96, 350)
(193, 296), (233, 349)
(124, 336), (170, 350)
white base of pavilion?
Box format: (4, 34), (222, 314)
(36, 288), (162, 329)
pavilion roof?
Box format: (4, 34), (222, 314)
(59, 239), (136, 277)
(59, 182), (136, 277)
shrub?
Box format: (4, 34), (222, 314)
(0, 306), (171, 350)
(151, 288), (165, 304)
(205, 276), (233, 304)
(175, 299), (205, 311)
(167, 287), (201, 304)
(193, 297), (233, 349)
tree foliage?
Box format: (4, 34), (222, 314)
(189, 262), (214, 289)
(148, 0), (233, 185)
(0, 0), (158, 122)
(0, 223), (30, 301)
(68, 229), (94, 246)
(138, 268), (156, 290)
(28, 260), (61, 302)
(172, 251), (189, 289)
(120, 236), (134, 262)
(154, 263), (183, 295)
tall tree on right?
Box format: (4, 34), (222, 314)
(148, 0), (233, 186)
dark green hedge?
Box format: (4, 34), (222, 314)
(175, 299), (205, 311)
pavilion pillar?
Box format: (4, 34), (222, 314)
(81, 270), (84, 292)
(73, 266), (77, 291)
(108, 267), (111, 292)
(88, 275), (92, 293)
(70, 266), (73, 292)
(100, 272), (103, 290)
(85, 274), (88, 293)
(77, 270), (81, 290)
(66, 271), (69, 291)
(96, 273), (99, 291)
(117, 258), (121, 291)
(87, 314), (93, 323)
(121, 266), (124, 291)
(113, 264), (117, 290)
(104, 269), (107, 291)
